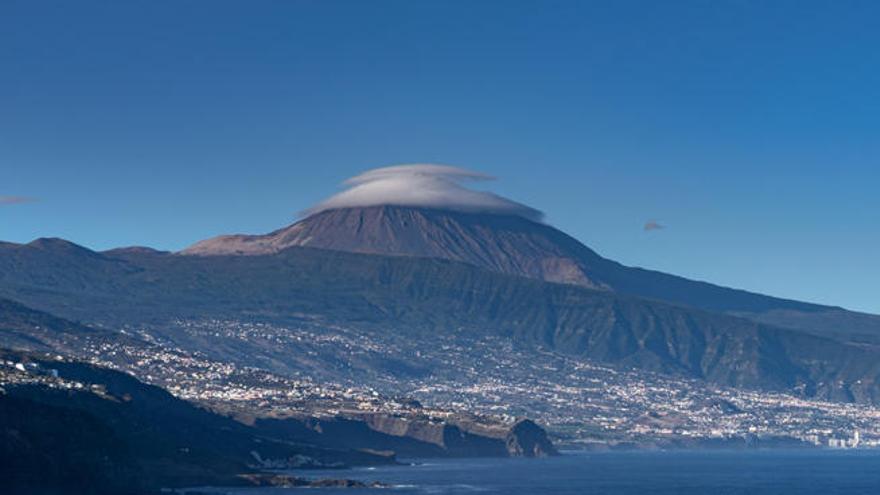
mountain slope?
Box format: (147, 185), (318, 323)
(0, 349), (396, 494)
(182, 206), (612, 288)
(0, 299), (560, 462)
(3, 240), (880, 404)
(0, 296), (113, 352)
(180, 206), (880, 343)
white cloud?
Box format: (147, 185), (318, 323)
(302, 164), (543, 221)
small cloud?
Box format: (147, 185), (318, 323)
(644, 220), (665, 231)
(0, 196), (37, 205)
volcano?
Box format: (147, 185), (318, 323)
(183, 204), (824, 315)
(182, 205), (612, 289)
(180, 164), (880, 342)
(4, 165), (880, 406)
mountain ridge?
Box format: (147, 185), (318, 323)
(180, 206), (832, 311)
(177, 205), (880, 344)
(3, 239), (880, 404)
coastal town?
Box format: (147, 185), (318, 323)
(9, 316), (873, 451)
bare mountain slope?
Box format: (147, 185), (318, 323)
(183, 206), (611, 288)
(181, 205), (880, 342)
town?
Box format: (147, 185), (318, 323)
(14, 316), (873, 451)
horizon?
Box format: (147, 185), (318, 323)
(3, 1), (879, 313)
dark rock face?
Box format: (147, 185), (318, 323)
(0, 393), (144, 495)
(505, 419), (559, 457)
(361, 413), (509, 457)
(236, 473), (389, 488)
(0, 351), (397, 495)
(359, 414), (559, 458)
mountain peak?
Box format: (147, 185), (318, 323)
(25, 237), (99, 256)
(181, 204), (609, 288)
(102, 246), (169, 257)
(27, 237), (78, 248)
(180, 202), (834, 317)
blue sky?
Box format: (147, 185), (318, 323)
(1, 1), (878, 313)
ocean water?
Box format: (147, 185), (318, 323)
(207, 450), (880, 495)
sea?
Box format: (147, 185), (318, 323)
(199, 450), (880, 495)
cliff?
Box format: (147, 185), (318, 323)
(0, 350), (395, 495)
(246, 411), (558, 459)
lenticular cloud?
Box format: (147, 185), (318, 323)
(302, 164), (544, 222)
